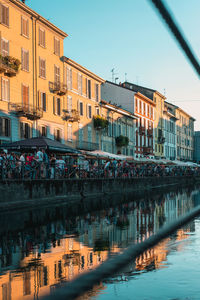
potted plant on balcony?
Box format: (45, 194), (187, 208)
(115, 135), (129, 147)
(93, 115), (108, 130)
(0, 55), (21, 73)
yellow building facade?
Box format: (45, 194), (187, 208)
(0, 0), (106, 152)
(0, 0), (68, 143)
(176, 107), (195, 161)
(63, 57), (104, 151)
(153, 91), (166, 158)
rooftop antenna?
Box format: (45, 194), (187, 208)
(125, 73), (127, 82)
(111, 68), (117, 83)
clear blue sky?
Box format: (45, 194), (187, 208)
(27, 0), (200, 129)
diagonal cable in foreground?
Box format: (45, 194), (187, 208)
(41, 204), (200, 300)
(149, 0), (200, 78)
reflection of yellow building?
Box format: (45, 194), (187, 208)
(0, 237), (111, 300)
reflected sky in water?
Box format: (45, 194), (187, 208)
(0, 186), (200, 300)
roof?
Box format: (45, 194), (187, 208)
(10, 0), (68, 38)
(100, 100), (138, 119)
(0, 137), (81, 153)
(176, 107), (196, 121)
(62, 57), (105, 83)
(164, 101), (178, 109)
(123, 82), (166, 99)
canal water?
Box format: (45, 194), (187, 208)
(0, 186), (200, 299)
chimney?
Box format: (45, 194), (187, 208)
(22, 0), (25, 3)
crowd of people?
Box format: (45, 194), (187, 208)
(0, 148), (199, 180)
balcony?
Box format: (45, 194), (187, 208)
(158, 136), (165, 144)
(9, 103), (43, 120)
(63, 109), (80, 122)
(49, 82), (67, 96)
(147, 128), (153, 137)
(139, 126), (145, 135)
(143, 146), (152, 154)
(76, 140), (99, 151)
(0, 56), (20, 77)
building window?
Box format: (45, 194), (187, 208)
(67, 124), (72, 141)
(66, 67), (72, 90)
(79, 102), (83, 116)
(67, 96), (72, 113)
(78, 73), (82, 95)
(95, 107), (100, 115)
(54, 97), (61, 116)
(40, 92), (46, 112)
(139, 100), (142, 113)
(87, 104), (92, 119)
(143, 103), (146, 116)
(54, 37), (60, 56)
(1, 78), (9, 101)
(0, 4), (9, 27)
(54, 65), (60, 85)
(22, 84), (29, 107)
(40, 126), (47, 137)
(95, 84), (99, 102)
(1, 38), (9, 56)
(87, 79), (91, 99)
(20, 122), (31, 139)
(88, 125), (92, 143)
(39, 27), (45, 47)
(54, 129), (61, 142)
(39, 58), (46, 79)
(0, 117), (10, 137)
(21, 49), (29, 71)
(21, 16), (29, 38)
(135, 98), (138, 112)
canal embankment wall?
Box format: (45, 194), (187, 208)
(0, 176), (200, 212)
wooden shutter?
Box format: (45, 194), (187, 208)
(6, 6), (9, 26)
(0, 118), (2, 136)
(38, 91), (41, 108)
(85, 78), (87, 97)
(77, 99), (80, 112)
(20, 122), (23, 138)
(86, 104), (88, 118)
(21, 49), (24, 70)
(53, 96), (55, 115)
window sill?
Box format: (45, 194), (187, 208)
(39, 76), (46, 80)
(39, 44), (46, 49)
(0, 23), (9, 28)
(21, 34), (29, 39)
(21, 69), (30, 73)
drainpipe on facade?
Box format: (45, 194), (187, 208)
(34, 16), (39, 137)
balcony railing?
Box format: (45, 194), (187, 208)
(147, 128), (153, 137)
(0, 55), (20, 77)
(139, 126), (145, 135)
(76, 140), (99, 151)
(49, 82), (67, 96)
(63, 109), (80, 122)
(9, 103), (43, 120)
(143, 146), (152, 154)
(158, 136), (165, 144)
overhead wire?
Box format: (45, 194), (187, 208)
(149, 0), (200, 78)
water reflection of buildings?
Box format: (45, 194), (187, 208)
(0, 187), (197, 300)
